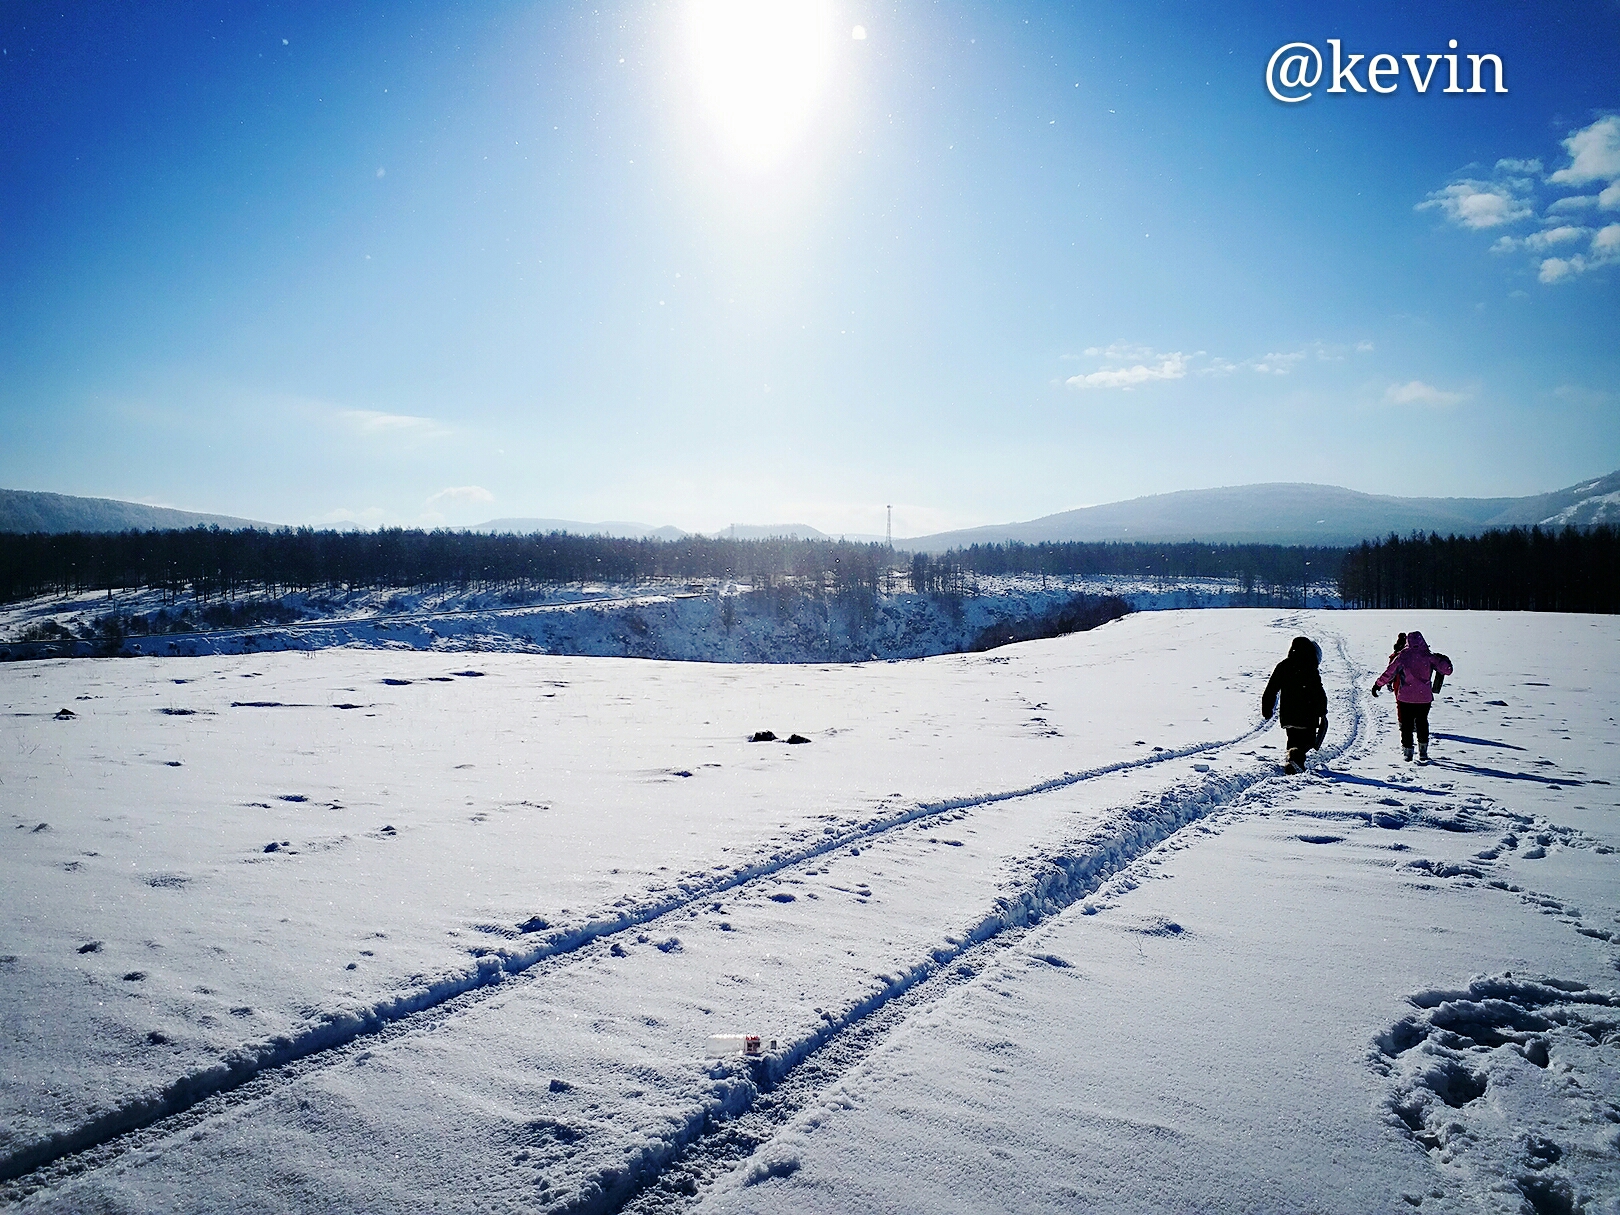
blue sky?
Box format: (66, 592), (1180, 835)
(3, 1), (1618, 535)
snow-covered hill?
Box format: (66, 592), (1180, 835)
(0, 489), (273, 534)
(903, 469), (1620, 549)
(1, 610), (1615, 1212)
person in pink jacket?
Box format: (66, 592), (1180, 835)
(1372, 630), (1453, 763)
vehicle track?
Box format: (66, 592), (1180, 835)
(609, 636), (1371, 1213)
(0, 708), (1280, 1190)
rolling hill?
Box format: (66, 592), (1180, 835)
(901, 470), (1620, 551)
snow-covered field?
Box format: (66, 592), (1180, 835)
(1, 609), (1616, 1213)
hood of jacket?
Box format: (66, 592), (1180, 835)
(1287, 636), (1321, 666)
(1405, 631), (1430, 655)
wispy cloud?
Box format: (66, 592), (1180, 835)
(1065, 340), (1372, 390)
(339, 409), (449, 437)
(319, 506), (388, 526)
(1385, 380), (1467, 407)
(1423, 116), (1620, 283)
(424, 486), (494, 509)
(1202, 340), (1369, 376)
(1067, 350), (1190, 390)
(1490, 224), (1589, 254)
(1417, 177), (1535, 229)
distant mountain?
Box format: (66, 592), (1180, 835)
(900, 470), (1620, 551)
(711, 523), (887, 543)
(0, 489), (275, 534)
(474, 517), (690, 541)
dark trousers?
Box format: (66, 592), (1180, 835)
(1284, 726), (1316, 765)
(1397, 702), (1431, 750)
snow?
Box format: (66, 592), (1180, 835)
(1, 609), (1616, 1213)
(0, 574), (1336, 666)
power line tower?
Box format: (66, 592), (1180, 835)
(886, 504), (892, 549)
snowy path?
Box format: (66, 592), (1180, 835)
(3, 611), (1616, 1212)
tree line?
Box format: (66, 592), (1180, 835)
(931, 540), (1340, 600)
(0, 527), (896, 605)
(1336, 525), (1620, 612)
(3, 524), (1613, 614)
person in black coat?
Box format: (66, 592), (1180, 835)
(1261, 636), (1329, 773)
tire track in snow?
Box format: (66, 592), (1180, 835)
(0, 712), (1281, 1187)
(607, 635), (1372, 1213)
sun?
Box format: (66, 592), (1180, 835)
(686, 0), (837, 171)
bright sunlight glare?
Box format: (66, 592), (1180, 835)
(686, 0), (837, 171)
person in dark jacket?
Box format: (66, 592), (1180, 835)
(1261, 636), (1329, 773)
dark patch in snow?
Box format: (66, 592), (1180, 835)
(143, 874), (189, 889)
(77, 941), (101, 954)
(1296, 833), (1343, 844)
(381, 678), (412, 686)
(749, 730), (777, 742)
(121, 971), (145, 982)
(767, 892), (795, 903)
(784, 733), (811, 745)
(53, 708), (75, 720)
(1402, 858), (1484, 880)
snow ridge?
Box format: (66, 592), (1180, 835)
(0, 711), (1284, 1187)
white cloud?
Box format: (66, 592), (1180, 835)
(1067, 353), (1189, 390)
(1491, 224), (1589, 254)
(1534, 223), (1620, 283)
(1539, 256), (1582, 283)
(1424, 119), (1620, 283)
(1547, 115), (1620, 186)
(1385, 380), (1467, 407)
(1547, 194), (1599, 214)
(1067, 339), (1370, 389)
(424, 486), (495, 509)
(1417, 179), (1533, 229)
